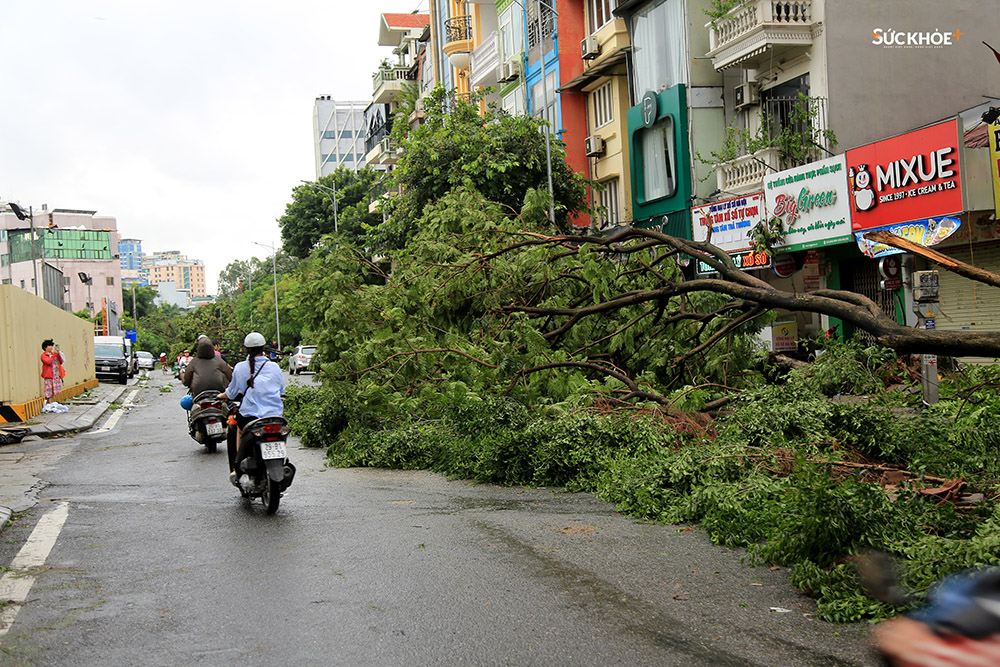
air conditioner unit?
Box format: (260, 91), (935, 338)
(733, 81), (760, 111)
(581, 36), (601, 60)
(584, 135), (605, 158)
(381, 137), (393, 153)
(500, 61), (519, 82)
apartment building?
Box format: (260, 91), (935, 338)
(313, 97), (369, 178)
(142, 251), (207, 298)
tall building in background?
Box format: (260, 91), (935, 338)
(141, 251), (206, 298)
(313, 97), (368, 177)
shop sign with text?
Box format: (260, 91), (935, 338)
(764, 155), (852, 253)
(846, 119), (963, 231)
(691, 193), (765, 253)
(855, 216), (962, 258)
(696, 249), (771, 274)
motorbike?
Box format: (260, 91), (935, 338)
(226, 404), (296, 514)
(187, 390), (228, 453)
(863, 553), (1000, 665)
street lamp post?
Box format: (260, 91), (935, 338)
(8, 203), (38, 295)
(78, 272), (93, 319)
(536, 0), (556, 224)
(252, 241), (281, 352)
(301, 180), (338, 234)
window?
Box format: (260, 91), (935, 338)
(503, 86), (525, 116)
(592, 81), (614, 129)
(587, 0), (618, 32)
(630, 0), (687, 99)
(106, 276), (115, 286)
(639, 117), (676, 202)
(499, 4), (524, 62)
(597, 177), (620, 227)
(531, 70), (559, 126)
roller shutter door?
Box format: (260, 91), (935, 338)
(934, 243), (1000, 363)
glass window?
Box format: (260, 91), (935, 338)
(597, 177), (621, 227)
(640, 117), (676, 201)
(630, 0), (687, 99)
(531, 70), (559, 126)
(588, 0), (618, 32)
(499, 4), (524, 61)
(592, 81), (614, 129)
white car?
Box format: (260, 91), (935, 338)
(136, 351), (156, 370)
(288, 345), (316, 375)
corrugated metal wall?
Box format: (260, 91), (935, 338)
(0, 284), (96, 405)
(933, 244), (1000, 363)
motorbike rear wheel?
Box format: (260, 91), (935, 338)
(262, 476), (280, 514)
(205, 440), (217, 454)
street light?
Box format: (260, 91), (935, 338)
(300, 179), (338, 234)
(78, 272), (93, 319)
(9, 202), (39, 295)
(252, 241), (281, 352)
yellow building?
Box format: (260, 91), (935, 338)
(142, 253), (207, 297)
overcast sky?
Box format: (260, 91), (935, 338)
(0, 0), (426, 293)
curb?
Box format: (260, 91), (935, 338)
(0, 505), (11, 532)
(25, 382), (134, 438)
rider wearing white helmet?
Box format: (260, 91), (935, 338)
(218, 332), (285, 486)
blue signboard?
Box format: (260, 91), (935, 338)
(125, 329), (137, 343)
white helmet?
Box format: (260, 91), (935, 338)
(243, 332), (266, 348)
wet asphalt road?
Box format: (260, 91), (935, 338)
(0, 370), (878, 666)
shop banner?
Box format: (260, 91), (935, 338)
(691, 193), (765, 253)
(989, 119), (1000, 219)
(696, 249), (771, 274)
(855, 216), (962, 258)
(764, 155), (853, 253)
(846, 119), (963, 231)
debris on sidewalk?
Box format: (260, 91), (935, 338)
(0, 428), (29, 445)
(42, 402), (70, 414)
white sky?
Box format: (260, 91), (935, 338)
(0, 0), (426, 293)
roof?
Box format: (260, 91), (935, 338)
(379, 12), (430, 46)
(965, 122), (989, 148)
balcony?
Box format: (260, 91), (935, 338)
(443, 15), (473, 70)
(368, 179), (401, 214)
(716, 95), (831, 193)
(372, 65), (417, 104)
(365, 136), (399, 167)
(716, 148), (782, 195)
(706, 0), (817, 71)
(469, 30), (499, 89)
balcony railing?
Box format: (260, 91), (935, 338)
(707, 0), (815, 71)
(364, 118), (393, 155)
(470, 30), (499, 88)
(526, 2), (555, 49)
(445, 15), (472, 44)
(717, 148), (782, 195)
(372, 65), (417, 104)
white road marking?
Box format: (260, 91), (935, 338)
(91, 389), (140, 434)
(0, 502), (70, 642)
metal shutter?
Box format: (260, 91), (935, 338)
(933, 243), (1000, 363)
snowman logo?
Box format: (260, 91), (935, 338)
(849, 164), (877, 213)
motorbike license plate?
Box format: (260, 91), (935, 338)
(206, 421), (223, 436)
(260, 441), (286, 460)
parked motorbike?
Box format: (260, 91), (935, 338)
(226, 405), (295, 514)
(187, 390), (228, 453)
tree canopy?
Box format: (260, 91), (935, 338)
(279, 167), (383, 258)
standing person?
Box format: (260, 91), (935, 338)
(218, 332), (284, 486)
(40, 339), (65, 404)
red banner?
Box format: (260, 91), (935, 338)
(846, 119), (963, 231)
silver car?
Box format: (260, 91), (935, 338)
(288, 345), (316, 375)
(136, 351), (156, 370)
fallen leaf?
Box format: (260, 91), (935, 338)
(673, 594), (689, 601)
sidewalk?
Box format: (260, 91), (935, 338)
(0, 378), (136, 529)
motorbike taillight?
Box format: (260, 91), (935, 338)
(199, 402), (220, 410)
(262, 423), (289, 435)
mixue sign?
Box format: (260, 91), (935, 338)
(846, 119), (963, 231)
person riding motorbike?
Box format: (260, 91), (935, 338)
(217, 332), (285, 487)
(183, 336), (233, 397)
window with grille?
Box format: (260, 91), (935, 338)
(592, 81), (614, 129)
(588, 0), (618, 32)
(597, 178), (620, 227)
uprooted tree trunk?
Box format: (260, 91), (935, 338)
(494, 227), (1000, 358)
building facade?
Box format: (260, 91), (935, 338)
(142, 251), (207, 298)
(0, 205), (123, 317)
(313, 97), (369, 178)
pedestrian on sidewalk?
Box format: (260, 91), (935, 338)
(40, 339), (65, 404)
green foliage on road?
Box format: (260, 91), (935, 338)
(287, 341), (1000, 623)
